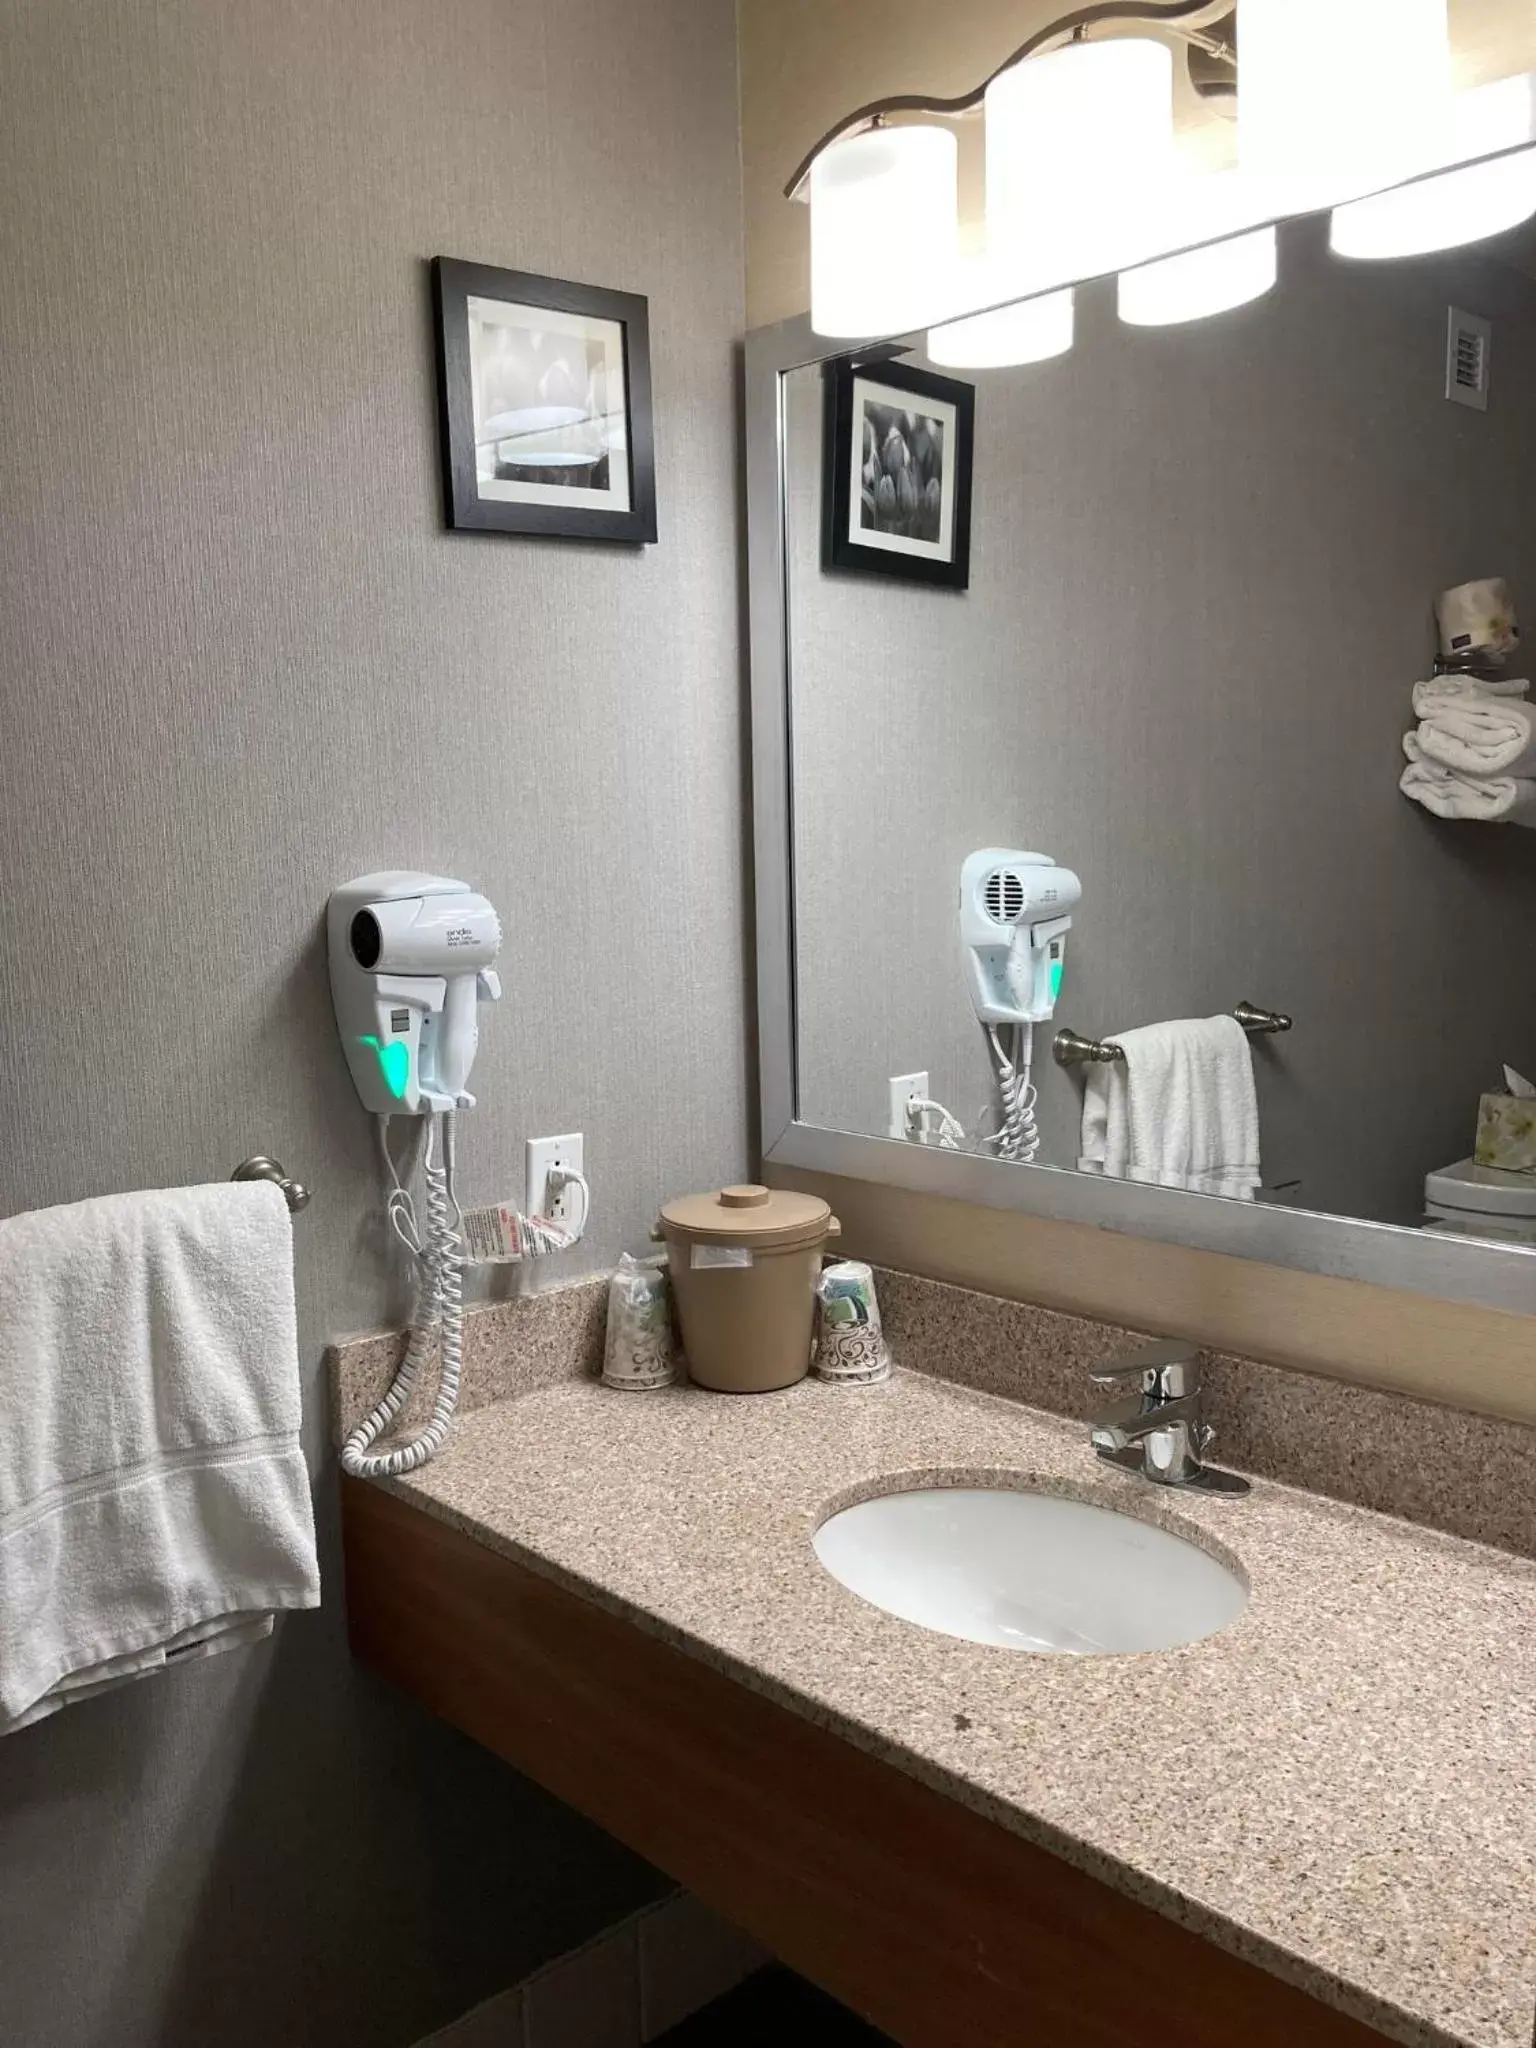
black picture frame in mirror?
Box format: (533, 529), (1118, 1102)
(822, 354), (974, 590)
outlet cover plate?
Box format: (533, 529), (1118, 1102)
(526, 1132), (584, 1223)
(887, 1072), (929, 1141)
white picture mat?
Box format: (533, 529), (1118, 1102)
(847, 375), (957, 562)
(468, 296), (630, 512)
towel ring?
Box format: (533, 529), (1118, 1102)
(1053, 1001), (1292, 1069)
(231, 1156), (312, 1212)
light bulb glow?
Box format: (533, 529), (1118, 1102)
(1332, 147), (1536, 258)
(985, 40), (1173, 287)
(1117, 228), (1277, 327)
(810, 125), (959, 338)
(1331, 78), (1536, 259)
(927, 289), (1074, 368)
(1240, 0), (1449, 191)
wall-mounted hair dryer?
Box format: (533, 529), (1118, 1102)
(959, 849), (1081, 1027)
(327, 871), (504, 1483)
(328, 873), (502, 1116)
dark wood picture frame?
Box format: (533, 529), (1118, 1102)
(822, 354), (973, 590)
(432, 257), (657, 543)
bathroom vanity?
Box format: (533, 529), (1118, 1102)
(338, 115), (1536, 2048)
(334, 1289), (1536, 2048)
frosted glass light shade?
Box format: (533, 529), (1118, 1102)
(810, 125), (959, 338)
(1331, 78), (1536, 258)
(1118, 228), (1277, 326)
(1332, 148), (1536, 257)
(928, 289), (1074, 368)
(1240, 0), (1449, 189)
(985, 40), (1173, 283)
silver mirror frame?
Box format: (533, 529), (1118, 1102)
(746, 310), (1536, 1318)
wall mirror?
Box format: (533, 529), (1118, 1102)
(747, 192), (1536, 1315)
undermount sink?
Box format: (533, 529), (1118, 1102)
(812, 1486), (1247, 1655)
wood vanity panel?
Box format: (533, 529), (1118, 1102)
(342, 1479), (1394, 2048)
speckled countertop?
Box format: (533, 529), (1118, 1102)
(374, 1369), (1536, 2048)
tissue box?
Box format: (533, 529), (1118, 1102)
(1475, 1092), (1536, 1173)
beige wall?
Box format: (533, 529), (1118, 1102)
(739, 0), (1536, 326)
(0, 1), (744, 2043)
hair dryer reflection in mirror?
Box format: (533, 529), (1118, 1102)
(960, 849), (1080, 1029)
(960, 849), (1081, 1165)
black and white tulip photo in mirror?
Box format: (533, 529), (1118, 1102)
(433, 258), (656, 543)
(822, 355), (973, 589)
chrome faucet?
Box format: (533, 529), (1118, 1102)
(1089, 1340), (1249, 1495)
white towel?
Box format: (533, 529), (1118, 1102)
(1411, 674), (1529, 714)
(1078, 1015), (1260, 1200)
(1412, 690), (1536, 777)
(0, 1182), (320, 1734)
(1400, 729), (1536, 825)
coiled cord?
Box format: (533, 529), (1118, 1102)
(341, 1112), (465, 1478)
(985, 1023), (1040, 1163)
(897, 1035), (1040, 1160)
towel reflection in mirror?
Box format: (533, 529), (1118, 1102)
(1078, 1016), (1261, 1201)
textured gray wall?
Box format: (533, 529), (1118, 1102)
(0, 2), (746, 2043)
(788, 215), (1536, 1225)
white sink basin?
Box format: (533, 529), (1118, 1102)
(812, 1486), (1247, 1654)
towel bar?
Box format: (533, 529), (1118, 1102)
(231, 1157), (311, 1212)
(1053, 1002), (1292, 1069)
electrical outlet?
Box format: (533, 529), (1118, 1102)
(526, 1132), (584, 1223)
(887, 1071), (929, 1140)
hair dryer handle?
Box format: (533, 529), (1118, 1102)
(434, 973), (481, 1105)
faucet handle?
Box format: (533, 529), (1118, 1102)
(1089, 1337), (1200, 1400)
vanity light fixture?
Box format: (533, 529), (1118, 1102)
(929, 35), (1173, 365)
(1116, 163), (1280, 323)
(1238, 0), (1449, 193)
(928, 290), (1076, 369)
(985, 37), (1174, 284)
(809, 123), (960, 339)
(795, 0), (1228, 340)
(792, 0), (1536, 345)
(1244, 0), (1536, 261)
(1118, 224), (1277, 325)
(1330, 76), (1536, 260)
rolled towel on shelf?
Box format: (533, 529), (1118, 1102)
(1400, 730), (1536, 825)
(1413, 691), (1536, 777)
(1411, 674), (1529, 714)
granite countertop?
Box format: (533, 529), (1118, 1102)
(372, 1368), (1536, 2048)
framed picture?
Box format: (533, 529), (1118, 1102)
(432, 257), (656, 543)
(822, 355), (973, 589)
